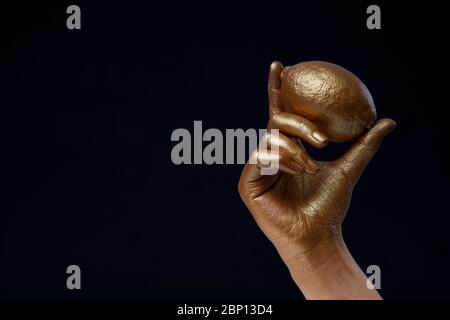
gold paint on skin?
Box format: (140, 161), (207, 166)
(239, 60), (394, 300)
(239, 60), (396, 252)
(280, 61), (377, 142)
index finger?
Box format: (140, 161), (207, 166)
(268, 61), (284, 115)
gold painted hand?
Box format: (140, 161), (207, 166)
(238, 62), (395, 299)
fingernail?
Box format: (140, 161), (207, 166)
(312, 130), (328, 143)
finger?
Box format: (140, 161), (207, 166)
(238, 148), (295, 198)
(265, 131), (319, 174)
(270, 112), (329, 148)
(336, 118), (396, 184)
(268, 61), (284, 115)
(254, 148), (305, 175)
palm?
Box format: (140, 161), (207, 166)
(249, 161), (353, 241)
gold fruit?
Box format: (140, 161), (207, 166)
(280, 61), (377, 142)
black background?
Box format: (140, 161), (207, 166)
(1, 0), (449, 299)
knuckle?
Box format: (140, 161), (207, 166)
(357, 138), (374, 153)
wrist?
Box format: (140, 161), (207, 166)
(275, 235), (381, 300)
(275, 234), (346, 272)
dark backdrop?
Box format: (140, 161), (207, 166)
(1, 1), (449, 299)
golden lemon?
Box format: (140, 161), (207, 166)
(280, 61), (377, 142)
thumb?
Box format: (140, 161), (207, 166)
(336, 118), (396, 184)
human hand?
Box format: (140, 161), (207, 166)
(238, 62), (395, 295)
